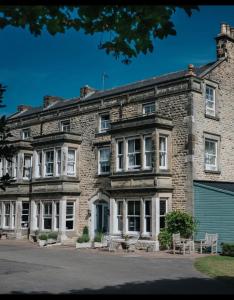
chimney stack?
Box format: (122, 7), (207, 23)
(216, 23), (234, 59)
(43, 95), (63, 108)
(80, 85), (96, 98)
(17, 105), (32, 112)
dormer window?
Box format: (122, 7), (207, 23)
(143, 102), (155, 115)
(99, 114), (110, 133)
(205, 86), (215, 116)
(61, 120), (70, 132)
(22, 128), (30, 140)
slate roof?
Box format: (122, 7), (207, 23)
(194, 181), (234, 193)
(8, 60), (220, 120)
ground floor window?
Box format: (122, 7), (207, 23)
(66, 201), (74, 230)
(117, 200), (123, 232)
(0, 201), (16, 229)
(43, 202), (52, 230)
(159, 198), (168, 229)
(145, 200), (151, 233)
(21, 202), (29, 229)
(36, 202), (40, 229)
(127, 200), (140, 232)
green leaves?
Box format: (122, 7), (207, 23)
(0, 5), (199, 63)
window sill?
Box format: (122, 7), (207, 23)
(204, 170), (221, 174)
(96, 173), (110, 177)
(205, 114), (220, 121)
(95, 131), (110, 137)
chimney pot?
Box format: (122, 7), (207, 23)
(80, 85), (96, 98)
(17, 105), (32, 112)
(43, 95), (63, 108)
(221, 23), (227, 35)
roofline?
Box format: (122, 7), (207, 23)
(199, 57), (226, 78)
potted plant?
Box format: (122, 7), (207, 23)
(47, 232), (58, 244)
(76, 226), (91, 249)
(38, 233), (48, 247)
(93, 231), (104, 248)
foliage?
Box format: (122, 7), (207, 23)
(94, 231), (103, 243)
(83, 226), (89, 235)
(48, 232), (58, 240)
(38, 234), (48, 240)
(221, 243), (234, 257)
(158, 228), (172, 250)
(77, 234), (90, 243)
(165, 210), (197, 238)
(0, 5), (199, 64)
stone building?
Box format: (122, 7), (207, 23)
(1, 23), (234, 249)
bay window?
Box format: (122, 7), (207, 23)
(21, 202), (29, 229)
(66, 201), (74, 230)
(98, 148), (110, 174)
(36, 202), (40, 229)
(1, 202), (15, 229)
(159, 198), (167, 229)
(127, 201), (140, 232)
(67, 149), (76, 176)
(117, 140), (124, 171)
(55, 202), (60, 230)
(37, 151), (42, 177)
(56, 149), (61, 176)
(144, 137), (152, 169)
(23, 154), (32, 179)
(159, 136), (167, 169)
(4, 202), (10, 228)
(127, 138), (141, 170)
(43, 202), (52, 230)
(45, 150), (54, 176)
(117, 200), (123, 232)
(145, 200), (151, 233)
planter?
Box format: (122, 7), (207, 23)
(47, 238), (57, 244)
(76, 242), (92, 249)
(38, 240), (47, 247)
(94, 242), (103, 248)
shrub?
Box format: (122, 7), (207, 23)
(48, 232), (58, 240)
(39, 234), (48, 241)
(165, 210), (197, 238)
(94, 231), (103, 243)
(158, 228), (172, 250)
(221, 243), (234, 256)
(77, 234), (90, 243)
(83, 226), (89, 235)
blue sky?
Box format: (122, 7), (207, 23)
(1, 5), (234, 116)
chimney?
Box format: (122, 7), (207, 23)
(216, 23), (234, 59)
(80, 85), (96, 98)
(43, 95), (63, 108)
(17, 105), (32, 112)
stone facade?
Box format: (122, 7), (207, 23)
(1, 23), (234, 247)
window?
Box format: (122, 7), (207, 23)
(99, 114), (110, 132)
(45, 150), (54, 176)
(127, 201), (140, 232)
(43, 202), (52, 230)
(66, 201), (74, 230)
(0, 158), (2, 177)
(144, 137), (152, 169)
(37, 151), (42, 177)
(23, 154), (32, 179)
(117, 201), (123, 232)
(22, 128), (30, 140)
(205, 86), (215, 116)
(12, 202), (16, 228)
(67, 149), (76, 176)
(36, 202), (40, 229)
(205, 139), (217, 171)
(145, 200), (151, 233)
(98, 148), (110, 174)
(4, 202), (10, 228)
(61, 120), (70, 132)
(160, 199), (167, 229)
(117, 140), (124, 171)
(143, 102), (155, 115)
(21, 202), (29, 229)
(127, 138), (141, 170)
(159, 136), (167, 169)
(56, 149), (61, 176)
(13, 155), (18, 178)
(0, 202), (2, 226)
(6, 159), (13, 177)
(55, 202), (60, 230)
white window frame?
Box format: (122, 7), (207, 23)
(66, 201), (75, 231)
(143, 136), (152, 169)
(143, 102), (155, 115)
(116, 140), (124, 172)
(127, 138), (141, 170)
(61, 120), (71, 132)
(23, 154), (32, 180)
(98, 147), (110, 175)
(144, 200), (151, 233)
(44, 149), (54, 177)
(99, 114), (110, 133)
(159, 198), (168, 230)
(3, 202), (11, 228)
(159, 135), (168, 170)
(36, 202), (40, 229)
(56, 148), (62, 176)
(37, 151), (43, 178)
(67, 148), (76, 176)
(116, 200), (124, 233)
(43, 202), (53, 231)
(54, 202), (60, 230)
(205, 138), (218, 171)
(205, 85), (216, 116)
(22, 128), (30, 140)
(127, 200), (141, 233)
(21, 202), (29, 229)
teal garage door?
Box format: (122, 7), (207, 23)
(194, 181), (234, 252)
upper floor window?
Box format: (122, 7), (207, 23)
(127, 138), (141, 170)
(205, 138), (217, 171)
(61, 120), (70, 132)
(116, 140), (124, 172)
(205, 86), (215, 116)
(45, 150), (54, 177)
(144, 137), (152, 169)
(99, 114), (110, 133)
(143, 102), (155, 115)
(22, 128), (30, 140)
(98, 148), (110, 174)
(56, 149), (61, 176)
(67, 149), (76, 176)
(159, 136), (167, 169)
(23, 154), (32, 179)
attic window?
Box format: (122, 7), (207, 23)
(22, 128), (30, 140)
(61, 120), (70, 132)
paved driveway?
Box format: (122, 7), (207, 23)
(0, 240), (234, 294)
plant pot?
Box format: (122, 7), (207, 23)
(76, 242), (91, 249)
(38, 240), (47, 247)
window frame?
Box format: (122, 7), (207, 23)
(143, 136), (153, 170)
(98, 147), (110, 175)
(127, 200), (141, 233)
(204, 138), (218, 171)
(159, 135), (168, 170)
(143, 102), (156, 115)
(127, 137), (141, 170)
(21, 202), (30, 229)
(66, 201), (75, 231)
(22, 128), (30, 140)
(144, 200), (151, 233)
(159, 198), (168, 230)
(205, 85), (216, 117)
(23, 154), (32, 180)
(61, 120), (71, 132)
(44, 149), (55, 177)
(116, 140), (124, 172)
(99, 114), (110, 133)
(67, 148), (76, 177)
(43, 202), (53, 231)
